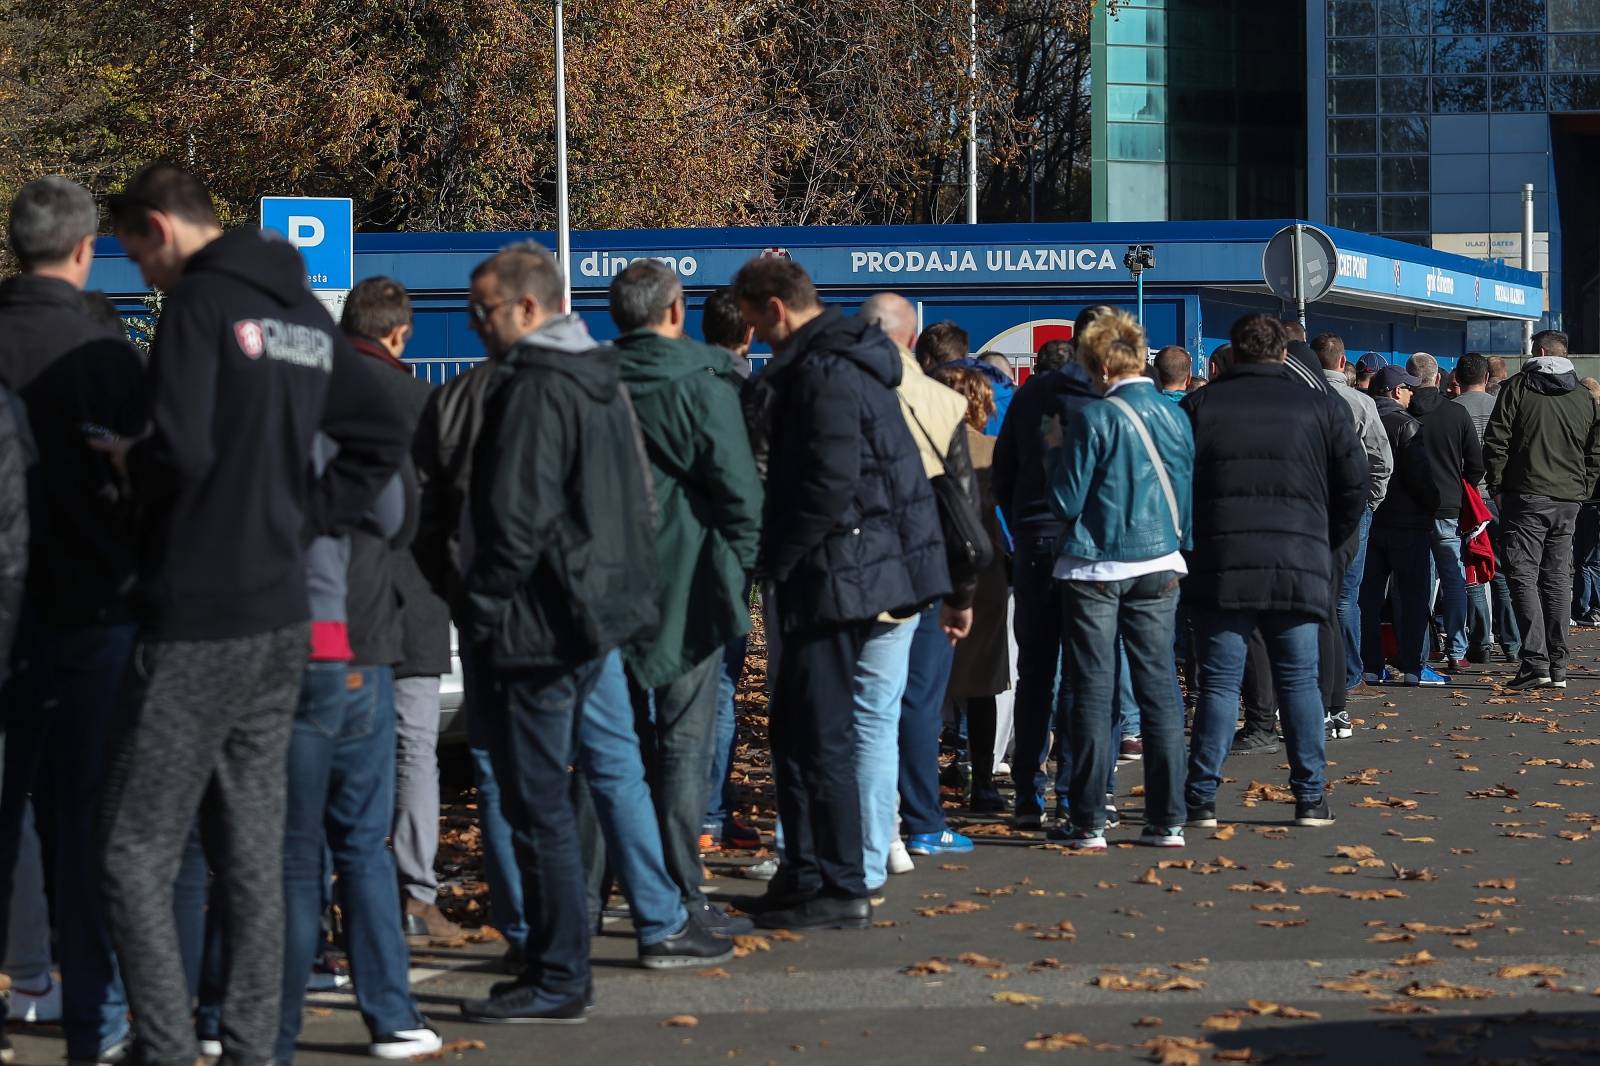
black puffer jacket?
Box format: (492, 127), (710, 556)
(465, 317), (660, 670)
(993, 360), (1102, 543)
(0, 386), (32, 685)
(1408, 386), (1484, 520)
(1181, 362), (1368, 622)
(749, 307), (950, 632)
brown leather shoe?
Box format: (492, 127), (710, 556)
(1345, 681), (1381, 701)
(402, 898), (466, 940)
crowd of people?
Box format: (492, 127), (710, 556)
(1, 162), (1598, 1062)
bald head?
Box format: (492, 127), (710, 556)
(859, 292), (917, 351)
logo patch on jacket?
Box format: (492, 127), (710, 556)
(231, 318), (333, 372)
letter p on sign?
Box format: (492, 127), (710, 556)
(287, 216), (326, 249)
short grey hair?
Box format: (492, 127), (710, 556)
(609, 259), (682, 333)
(471, 240), (565, 314)
(8, 176), (98, 269)
(1406, 351), (1439, 386)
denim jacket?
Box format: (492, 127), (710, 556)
(1045, 379), (1194, 562)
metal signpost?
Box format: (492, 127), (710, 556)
(1262, 223), (1338, 328)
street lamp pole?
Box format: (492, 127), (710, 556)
(966, 0), (978, 225)
(554, 0), (573, 312)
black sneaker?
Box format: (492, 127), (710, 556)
(1104, 795), (1121, 830)
(498, 942), (527, 975)
(1327, 710), (1353, 740)
(1230, 729), (1280, 755)
(640, 916), (737, 970)
(969, 785), (1007, 813)
(1294, 798), (1336, 827)
(490, 978), (595, 1010)
(460, 984), (588, 1024)
(1012, 808), (1044, 830)
(1506, 670), (1554, 690)
(1186, 805), (1217, 828)
(753, 894), (871, 930)
(696, 901), (754, 937)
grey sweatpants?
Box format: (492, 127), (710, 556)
(393, 674), (443, 905)
(1501, 494), (1581, 678)
(97, 624), (307, 1066)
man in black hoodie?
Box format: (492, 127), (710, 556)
(735, 258), (950, 929)
(97, 163), (409, 1066)
(991, 306), (1105, 829)
(0, 176), (146, 1064)
(1484, 330), (1600, 689)
(1404, 352), (1484, 675)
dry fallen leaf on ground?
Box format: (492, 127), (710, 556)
(1496, 963), (1567, 978)
(993, 991), (1043, 1005)
(1475, 878), (1516, 889)
(1023, 1032), (1089, 1051)
(409, 1038), (487, 1062)
(902, 959), (952, 976)
(1402, 981), (1494, 1000)
(1334, 845), (1377, 859)
(915, 900), (989, 918)
(1201, 1013), (1243, 1031)
(660, 1015), (700, 1028)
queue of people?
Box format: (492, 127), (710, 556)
(2, 163), (1600, 1063)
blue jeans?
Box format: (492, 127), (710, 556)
(702, 635), (748, 834)
(279, 664), (423, 1060)
(577, 650), (686, 946)
(0, 623), (135, 1054)
(481, 653), (607, 997)
(463, 644), (528, 952)
(1429, 517), (1469, 661)
(1009, 539), (1072, 819)
(1360, 524), (1432, 676)
(1062, 573), (1184, 831)
(1186, 610), (1327, 807)
(1114, 650), (1140, 739)
(1574, 504), (1600, 618)
(1341, 509), (1373, 688)
(898, 606), (956, 836)
(853, 621), (915, 889)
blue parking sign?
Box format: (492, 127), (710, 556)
(260, 197), (354, 291)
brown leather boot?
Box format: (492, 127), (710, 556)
(402, 898), (467, 940)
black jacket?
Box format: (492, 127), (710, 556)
(1181, 362), (1368, 622)
(413, 359), (502, 619)
(1371, 395), (1432, 531)
(133, 229), (410, 640)
(1408, 386), (1485, 520)
(992, 361), (1101, 545)
(748, 306), (950, 632)
(465, 318), (660, 670)
(1484, 358), (1600, 502)
(351, 336), (451, 677)
(0, 275), (146, 625)
(0, 386), (31, 685)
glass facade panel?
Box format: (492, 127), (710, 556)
(1382, 76), (1431, 110)
(1169, 164), (1231, 218)
(1330, 38), (1378, 75)
(1107, 46), (1166, 83)
(1108, 122), (1166, 161)
(1171, 126), (1231, 164)
(1382, 194), (1430, 230)
(1171, 11), (1230, 50)
(1434, 75), (1489, 109)
(1551, 35), (1600, 72)
(1331, 156), (1379, 192)
(1106, 161), (1168, 222)
(1331, 196), (1379, 230)
(1550, 73), (1600, 108)
(1108, 8), (1167, 45)
(1435, 35), (1490, 72)
(1381, 115), (1430, 151)
(1551, 0), (1600, 32)
(1109, 86), (1168, 122)
(1381, 37), (1431, 73)
(1331, 117), (1380, 152)
(1382, 155), (1430, 190)
(1330, 0), (1378, 36)
(1380, 0), (1430, 35)
(1432, 0), (1487, 33)
(1491, 74), (1548, 109)
(1331, 78), (1379, 113)
(1488, 0), (1545, 33)
(1491, 35), (1545, 72)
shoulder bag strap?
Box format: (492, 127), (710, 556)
(1105, 395), (1181, 538)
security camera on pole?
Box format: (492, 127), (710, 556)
(1123, 244), (1155, 328)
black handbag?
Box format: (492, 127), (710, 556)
(908, 408), (995, 587)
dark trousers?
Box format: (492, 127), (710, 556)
(1501, 494), (1581, 679)
(898, 606), (956, 837)
(772, 619), (872, 899)
(1361, 524), (1433, 676)
(1238, 629), (1277, 739)
(632, 650), (723, 908)
(1574, 503), (1600, 618)
(481, 656), (606, 999)
(1010, 539), (1071, 819)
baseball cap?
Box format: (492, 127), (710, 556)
(1371, 365), (1421, 394)
(1356, 352), (1388, 372)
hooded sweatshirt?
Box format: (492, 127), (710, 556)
(135, 227), (410, 640)
(615, 329), (763, 687)
(1484, 356), (1600, 502)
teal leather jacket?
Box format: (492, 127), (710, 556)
(1045, 379), (1194, 562)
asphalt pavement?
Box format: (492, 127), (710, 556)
(14, 632), (1600, 1065)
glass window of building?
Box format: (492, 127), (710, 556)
(1380, 115), (1430, 151)
(1330, 38), (1378, 75)
(1108, 8), (1167, 45)
(1381, 77), (1431, 110)
(1491, 74), (1548, 109)
(1432, 0), (1487, 34)
(1551, 0), (1600, 32)
(1331, 117), (1380, 152)
(1331, 78), (1379, 113)
(1381, 155), (1429, 191)
(1434, 35), (1490, 72)
(1107, 46), (1166, 83)
(1491, 35), (1545, 72)
(1381, 194), (1430, 231)
(1380, 0), (1430, 35)
(1109, 86), (1168, 123)
(1380, 37), (1432, 74)
(1550, 74), (1600, 108)
(1551, 35), (1600, 72)
(1488, 0), (1545, 33)
(1331, 156), (1379, 193)
(1108, 123), (1166, 161)
(1332, 197), (1380, 230)
(1330, 0), (1378, 36)
(1434, 75), (1489, 109)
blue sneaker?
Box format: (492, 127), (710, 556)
(1404, 667), (1449, 686)
(1362, 672), (1383, 685)
(905, 829), (975, 856)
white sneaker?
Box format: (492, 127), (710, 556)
(369, 1027), (443, 1060)
(887, 837), (916, 875)
(11, 977), (62, 1023)
(198, 1039), (224, 1058)
(741, 857), (780, 881)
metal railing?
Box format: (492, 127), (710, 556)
(406, 357), (483, 385)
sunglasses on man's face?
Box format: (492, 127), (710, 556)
(468, 299), (510, 326)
